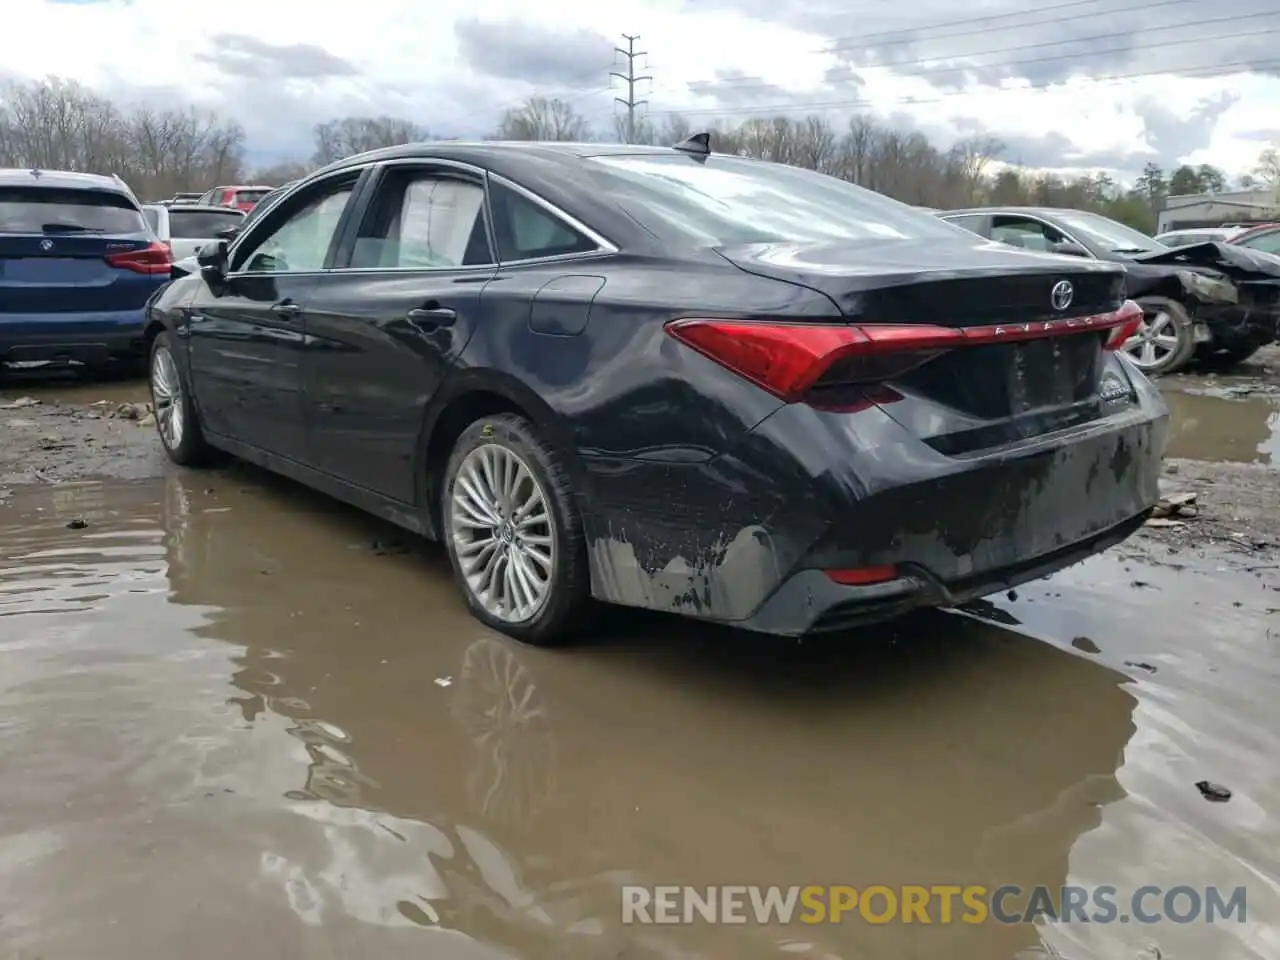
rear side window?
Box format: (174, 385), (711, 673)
(488, 180), (596, 262)
(351, 170), (492, 269)
(0, 187), (146, 234)
(169, 209), (245, 238)
(142, 207), (162, 232)
(942, 214), (986, 235)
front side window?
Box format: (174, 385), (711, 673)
(350, 170), (492, 269)
(585, 153), (961, 246)
(233, 181), (354, 273)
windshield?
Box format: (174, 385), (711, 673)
(1055, 211), (1165, 256)
(0, 187), (146, 234)
(585, 153), (965, 245)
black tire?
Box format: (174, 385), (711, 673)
(1125, 297), (1197, 376)
(148, 330), (213, 467)
(1197, 341), (1261, 372)
(440, 413), (593, 646)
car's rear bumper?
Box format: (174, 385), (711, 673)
(736, 509), (1151, 635)
(0, 309), (149, 365)
(583, 363), (1168, 635)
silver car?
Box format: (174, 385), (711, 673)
(141, 203), (246, 260)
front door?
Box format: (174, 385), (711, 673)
(301, 163), (498, 501)
(187, 171), (364, 461)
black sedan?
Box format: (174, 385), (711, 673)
(939, 206), (1280, 375)
(141, 138), (1168, 645)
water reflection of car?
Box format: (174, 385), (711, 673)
(142, 139), (1166, 646)
(156, 470), (1137, 959)
(940, 206), (1280, 375)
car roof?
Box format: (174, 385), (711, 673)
(937, 206), (1087, 218)
(310, 140), (701, 179)
(0, 167), (133, 194)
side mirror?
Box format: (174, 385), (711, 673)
(215, 225), (240, 241)
(197, 239), (227, 280)
(1051, 241), (1090, 258)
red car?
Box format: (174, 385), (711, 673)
(196, 184), (274, 213)
(1231, 222), (1280, 256)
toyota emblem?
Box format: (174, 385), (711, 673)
(39, 238), (54, 252)
(1050, 280), (1074, 311)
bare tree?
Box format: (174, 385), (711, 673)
(311, 116), (430, 166)
(251, 161), (313, 184)
(494, 97), (590, 141)
(0, 76), (245, 199)
(951, 135), (1005, 204)
(1254, 146), (1280, 191)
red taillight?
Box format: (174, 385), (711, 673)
(826, 565), (899, 586)
(105, 242), (173, 275)
(665, 301), (1145, 402)
(1102, 300), (1144, 351)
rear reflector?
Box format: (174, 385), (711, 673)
(665, 300), (1145, 402)
(105, 242), (173, 276)
(826, 565), (899, 586)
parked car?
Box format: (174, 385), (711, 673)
(142, 139), (1167, 645)
(939, 206), (1280, 375)
(0, 167), (172, 371)
(167, 184), (294, 280)
(1231, 223), (1280, 256)
(196, 184), (274, 212)
(1153, 226), (1246, 246)
(170, 192), (203, 205)
(141, 203), (245, 260)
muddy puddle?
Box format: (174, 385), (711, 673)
(1165, 390), (1280, 466)
(0, 470), (1276, 959)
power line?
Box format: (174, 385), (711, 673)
(704, 11), (1279, 91)
(611, 34), (653, 143)
(646, 55), (1280, 120)
(819, 0), (1196, 52)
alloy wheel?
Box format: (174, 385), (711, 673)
(1121, 310), (1182, 371)
(449, 443), (556, 623)
(150, 344), (185, 450)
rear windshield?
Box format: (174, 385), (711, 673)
(0, 187), (146, 234)
(234, 189), (270, 204)
(169, 208), (245, 238)
(584, 153), (963, 245)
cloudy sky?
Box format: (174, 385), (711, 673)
(5, 0), (1279, 181)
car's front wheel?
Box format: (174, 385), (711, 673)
(149, 331), (212, 466)
(441, 413), (592, 646)
(1123, 297), (1197, 376)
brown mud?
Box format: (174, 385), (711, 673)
(0, 356), (1278, 959)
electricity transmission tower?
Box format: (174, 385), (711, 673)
(611, 34), (652, 143)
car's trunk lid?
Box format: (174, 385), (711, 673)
(0, 234), (159, 313)
(716, 238), (1133, 454)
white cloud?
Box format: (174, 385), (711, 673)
(3, 0), (1279, 178)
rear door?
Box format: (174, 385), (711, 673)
(0, 185), (166, 320)
(301, 161), (498, 500)
(187, 170), (367, 461)
(166, 206), (245, 260)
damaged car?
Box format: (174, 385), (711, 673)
(141, 138), (1168, 645)
(938, 206), (1280, 375)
